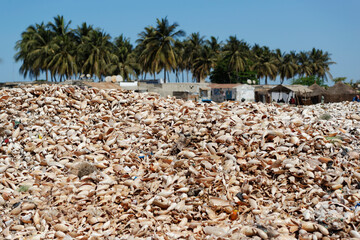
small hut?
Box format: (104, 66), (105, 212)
(268, 85), (312, 104)
(308, 83), (327, 104)
(325, 82), (357, 103)
(254, 85), (274, 103)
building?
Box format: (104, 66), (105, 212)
(268, 85), (312, 104)
(308, 83), (327, 104)
(254, 85), (275, 103)
(209, 84), (255, 102)
(325, 82), (357, 102)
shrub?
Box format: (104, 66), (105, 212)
(17, 185), (30, 192)
(77, 162), (97, 178)
(319, 113), (332, 120)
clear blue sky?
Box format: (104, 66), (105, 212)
(1, 0), (359, 85)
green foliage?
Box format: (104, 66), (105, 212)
(319, 113), (332, 120)
(14, 16), (336, 84)
(17, 185), (30, 192)
(210, 58), (258, 84)
(291, 76), (325, 86)
(332, 77), (346, 83)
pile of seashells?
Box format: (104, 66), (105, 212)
(1, 84), (360, 239)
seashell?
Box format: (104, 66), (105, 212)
(242, 226), (257, 237)
(353, 171), (360, 180)
(248, 198), (258, 209)
(318, 157), (332, 163)
(209, 197), (231, 207)
(1, 85), (360, 238)
(177, 187), (189, 193)
(10, 225), (25, 231)
(178, 150), (196, 158)
(21, 214), (33, 223)
(256, 228), (269, 239)
(350, 230), (360, 238)
(301, 222), (317, 232)
(53, 224), (68, 232)
(22, 203), (36, 210)
(349, 151), (359, 160)
(11, 207), (21, 215)
(316, 224), (329, 236)
(0, 165), (8, 173)
(203, 226), (228, 237)
(55, 231), (66, 238)
(33, 211), (40, 225)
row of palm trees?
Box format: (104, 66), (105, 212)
(15, 15), (335, 84)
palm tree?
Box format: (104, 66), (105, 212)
(136, 26), (156, 80)
(47, 34), (77, 81)
(223, 36), (250, 82)
(138, 17), (185, 83)
(108, 34), (139, 81)
(223, 36), (249, 72)
(173, 39), (186, 82)
(205, 36), (222, 55)
(15, 24), (40, 80)
(79, 29), (115, 81)
(192, 45), (217, 83)
(251, 46), (277, 85)
(47, 15), (77, 81)
(75, 22), (94, 77)
(309, 48), (335, 81)
(184, 32), (205, 81)
(48, 15), (72, 37)
(296, 51), (313, 78)
(275, 49), (298, 84)
(26, 23), (54, 82)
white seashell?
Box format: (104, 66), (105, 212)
(301, 222), (317, 232)
(178, 150), (196, 158)
(54, 224), (68, 232)
(249, 198), (257, 209)
(316, 224), (329, 236)
(256, 228), (268, 239)
(350, 230), (360, 238)
(209, 197), (230, 207)
(203, 226), (227, 237)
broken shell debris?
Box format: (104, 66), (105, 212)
(1, 84), (360, 239)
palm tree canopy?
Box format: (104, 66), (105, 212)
(223, 36), (250, 73)
(138, 17), (185, 82)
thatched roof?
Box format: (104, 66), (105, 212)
(308, 83), (327, 97)
(269, 85), (312, 94)
(254, 85), (275, 94)
(327, 82), (357, 95)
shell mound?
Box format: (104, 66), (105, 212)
(1, 84), (360, 239)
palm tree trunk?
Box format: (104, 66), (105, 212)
(46, 70), (48, 82)
(167, 71), (170, 82)
(164, 70), (166, 83)
(265, 76), (268, 85)
(182, 71), (184, 82)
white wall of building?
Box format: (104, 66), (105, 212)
(235, 85), (255, 101)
